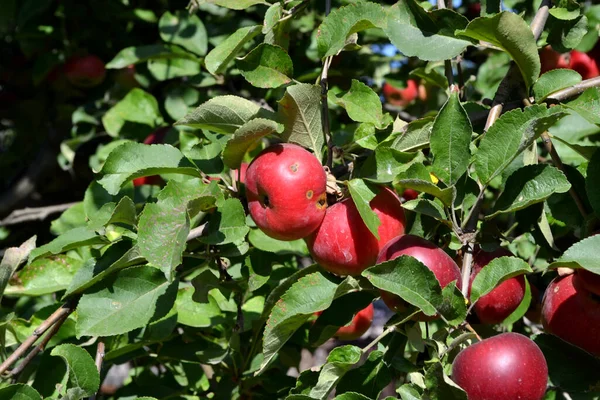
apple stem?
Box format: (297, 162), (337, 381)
(546, 76), (600, 102)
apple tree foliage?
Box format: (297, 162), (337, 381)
(1, 0), (600, 399)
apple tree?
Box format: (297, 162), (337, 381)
(1, 0), (600, 399)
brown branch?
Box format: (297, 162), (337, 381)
(94, 340), (105, 373)
(0, 300), (77, 375)
(546, 76), (600, 102)
(0, 202), (79, 226)
(9, 312), (71, 377)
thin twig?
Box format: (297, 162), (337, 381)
(439, 332), (477, 359)
(463, 322), (482, 341)
(0, 300), (77, 375)
(321, 0), (334, 169)
(89, 340), (106, 400)
(546, 76), (600, 102)
(186, 222), (208, 242)
(362, 325), (398, 355)
(0, 202), (79, 226)
(9, 312), (71, 377)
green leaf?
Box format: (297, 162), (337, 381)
(64, 241), (144, 297)
(534, 334), (600, 392)
(159, 11), (207, 56)
(474, 105), (568, 185)
(50, 344), (100, 399)
(549, 235), (600, 274)
(333, 394), (372, 400)
(360, 146), (420, 183)
(263, 3), (289, 49)
(548, 0), (581, 21)
(470, 256), (532, 303)
(106, 44), (199, 69)
(430, 91), (472, 186)
(409, 67), (448, 90)
(76, 266), (177, 338)
(438, 282), (467, 326)
(201, 0), (268, 10)
(457, 12), (540, 90)
(87, 196), (137, 230)
(138, 179), (218, 278)
(395, 164), (455, 207)
(97, 142), (200, 195)
(547, 15), (588, 53)
(6, 256), (83, 296)
(385, 0), (472, 62)
(175, 286), (224, 328)
(533, 69), (582, 102)
(148, 57), (202, 81)
(199, 198), (250, 245)
(397, 385), (422, 400)
(489, 164), (571, 218)
(309, 345), (362, 399)
(278, 83), (324, 156)
(502, 277), (532, 325)
(101, 89), (163, 139)
(564, 87), (600, 126)
(402, 199), (449, 226)
(259, 272), (358, 374)
(424, 363), (468, 400)
(205, 25), (262, 75)
(336, 350), (391, 399)
(586, 150), (600, 217)
(50, 202), (86, 236)
(317, 2), (387, 59)
(0, 236), (36, 302)
(333, 80), (391, 130)
(236, 43), (293, 88)
(362, 257), (443, 316)
(0, 384), (42, 400)
(248, 229), (308, 255)
(176, 95), (275, 134)
(347, 179), (381, 239)
(222, 118), (283, 169)
(165, 85), (201, 121)
(28, 227), (107, 263)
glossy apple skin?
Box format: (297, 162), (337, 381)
(246, 143), (327, 241)
(335, 303), (374, 341)
(452, 332), (548, 400)
(470, 248), (526, 324)
(383, 80), (418, 107)
(569, 50), (599, 80)
(541, 273), (600, 357)
(133, 128), (169, 187)
(577, 269), (600, 296)
(401, 189), (419, 202)
(233, 162), (249, 185)
(64, 55), (106, 88)
(306, 187), (406, 276)
(377, 235), (461, 316)
(539, 46), (569, 74)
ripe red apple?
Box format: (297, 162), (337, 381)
(133, 128), (169, 187)
(452, 332), (548, 400)
(64, 55), (106, 88)
(401, 189), (419, 202)
(541, 273), (600, 357)
(306, 187), (406, 276)
(469, 248), (526, 324)
(576, 269), (600, 296)
(539, 46), (569, 74)
(334, 303), (374, 341)
(246, 143), (327, 241)
(232, 162), (249, 185)
(376, 235), (461, 315)
(569, 50), (599, 80)
(383, 80), (418, 107)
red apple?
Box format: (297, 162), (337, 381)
(577, 269), (600, 296)
(569, 50), (599, 80)
(452, 332), (548, 400)
(541, 273), (600, 357)
(64, 55), (106, 88)
(115, 64), (139, 89)
(383, 80), (418, 107)
(334, 303), (374, 341)
(401, 189), (419, 202)
(470, 248), (526, 324)
(246, 143), (327, 241)
(539, 46), (569, 74)
(306, 187), (406, 276)
(377, 235), (461, 315)
(133, 128), (169, 187)
(232, 162), (249, 185)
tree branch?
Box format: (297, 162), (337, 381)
(0, 202), (79, 227)
(321, 0), (334, 169)
(89, 340), (106, 400)
(546, 76), (600, 102)
(186, 222), (208, 242)
(0, 299), (77, 375)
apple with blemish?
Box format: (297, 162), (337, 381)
(452, 332), (548, 400)
(64, 55), (106, 88)
(541, 273), (600, 357)
(306, 187), (406, 276)
(377, 234), (461, 317)
(245, 143), (327, 241)
(469, 248), (526, 324)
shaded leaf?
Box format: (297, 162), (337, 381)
(101, 89), (163, 139)
(564, 87), (600, 126)
(223, 118), (283, 169)
(199, 198), (250, 245)
(333, 80), (391, 130)
(0, 236), (36, 301)
(549, 235), (600, 274)
(309, 346), (362, 399)
(336, 350), (391, 399)
(236, 44), (293, 88)
(402, 199), (449, 226)
(6, 256), (83, 296)
(50, 344), (100, 399)
(424, 363), (468, 399)
(106, 44), (199, 69)
(28, 228), (107, 263)
(586, 150), (600, 217)
(0, 384), (42, 400)
(348, 179), (381, 239)
(533, 69), (582, 102)
(205, 25), (262, 75)
(159, 11), (207, 56)
(391, 117), (434, 153)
